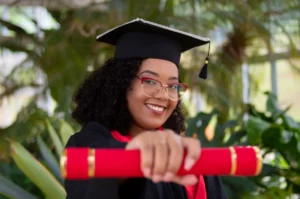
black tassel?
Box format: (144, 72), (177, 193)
(199, 41), (210, 79)
(199, 57), (208, 79)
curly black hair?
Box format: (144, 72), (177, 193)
(72, 57), (186, 135)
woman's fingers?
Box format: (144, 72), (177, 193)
(164, 135), (200, 185)
(140, 142), (154, 178)
(125, 132), (154, 178)
(152, 135), (169, 182)
(163, 132), (184, 182)
(181, 137), (201, 170)
(126, 130), (202, 185)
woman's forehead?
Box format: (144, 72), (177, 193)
(138, 58), (179, 78)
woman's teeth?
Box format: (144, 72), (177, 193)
(146, 104), (165, 112)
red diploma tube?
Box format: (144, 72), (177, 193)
(60, 146), (262, 180)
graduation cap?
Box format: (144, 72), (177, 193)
(96, 18), (210, 79)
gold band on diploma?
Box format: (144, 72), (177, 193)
(229, 147), (237, 175)
(253, 146), (262, 175)
(60, 150), (67, 178)
(88, 149), (95, 178)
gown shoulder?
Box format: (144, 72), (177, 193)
(66, 121), (127, 148)
(64, 121), (126, 199)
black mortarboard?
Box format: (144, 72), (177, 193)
(96, 18), (210, 79)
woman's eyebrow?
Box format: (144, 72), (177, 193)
(139, 70), (178, 80)
(169, 77), (178, 80)
(139, 70), (158, 77)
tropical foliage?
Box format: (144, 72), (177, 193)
(0, 119), (73, 199)
(186, 92), (300, 198)
(0, 0), (299, 198)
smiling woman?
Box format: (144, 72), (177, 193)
(127, 59), (184, 134)
(65, 18), (227, 199)
(71, 57), (186, 137)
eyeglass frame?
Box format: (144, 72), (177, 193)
(135, 76), (188, 101)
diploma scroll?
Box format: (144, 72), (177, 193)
(60, 146), (262, 179)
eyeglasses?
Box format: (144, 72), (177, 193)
(136, 77), (188, 101)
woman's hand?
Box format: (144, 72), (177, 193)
(125, 129), (201, 186)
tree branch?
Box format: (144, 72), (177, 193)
(0, 0), (108, 10)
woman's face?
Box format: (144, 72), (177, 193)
(127, 58), (179, 131)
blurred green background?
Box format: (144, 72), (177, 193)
(0, 0), (299, 198)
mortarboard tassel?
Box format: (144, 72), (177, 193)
(198, 41), (210, 79)
(199, 57), (208, 79)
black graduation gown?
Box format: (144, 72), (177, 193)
(64, 121), (228, 199)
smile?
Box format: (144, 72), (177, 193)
(145, 104), (166, 113)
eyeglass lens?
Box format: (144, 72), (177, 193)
(142, 79), (185, 100)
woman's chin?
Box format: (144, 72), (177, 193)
(141, 120), (166, 130)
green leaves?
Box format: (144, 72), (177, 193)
(0, 103), (48, 159)
(261, 125), (282, 148)
(244, 92), (300, 195)
(246, 116), (270, 145)
(59, 119), (74, 146)
(222, 176), (258, 198)
(36, 136), (63, 183)
(242, 186), (294, 199)
(0, 119), (73, 198)
(46, 119), (64, 157)
(10, 140), (66, 199)
(280, 130), (294, 144)
(283, 115), (300, 132)
(266, 92), (279, 113)
(247, 93), (300, 169)
(0, 174), (38, 199)
(186, 108), (242, 147)
(186, 109), (218, 146)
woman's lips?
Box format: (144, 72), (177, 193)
(145, 103), (166, 114)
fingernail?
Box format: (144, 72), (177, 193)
(163, 172), (174, 182)
(184, 158), (195, 170)
(142, 168), (151, 178)
(152, 175), (162, 183)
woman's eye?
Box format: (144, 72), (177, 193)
(169, 84), (179, 90)
(144, 80), (156, 84)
